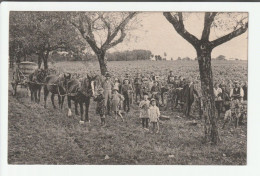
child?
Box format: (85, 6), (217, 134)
(93, 88), (106, 126)
(139, 93), (150, 130)
(148, 98), (160, 133)
(111, 88), (125, 121)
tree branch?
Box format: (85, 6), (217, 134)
(103, 29), (126, 50)
(69, 18), (100, 53)
(163, 12), (199, 47)
(210, 22), (248, 48)
(201, 12), (218, 41)
(102, 12), (137, 49)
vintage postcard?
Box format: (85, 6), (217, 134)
(0, 1), (259, 176)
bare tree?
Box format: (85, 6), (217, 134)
(163, 12), (248, 144)
(69, 12), (138, 75)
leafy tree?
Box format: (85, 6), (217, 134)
(9, 11), (86, 69)
(163, 12), (248, 144)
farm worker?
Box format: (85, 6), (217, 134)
(222, 86), (232, 129)
(167, 71), (175, 86)
(134, 73), (143, 103)
(148, 98), (160, 133)
(151, 81), (161, 106)
(214, 83), (223, 119)
(102, 72), (113, 116)
(121, 78), (133, 113)
(194, 80), (203, 119)
(230, 81), (244, 101)
(139, 93), (150, 130)
(230, 81), (244, 124)
(93, 88), (106, 126)
(183, 79), (198, 118)
(111, 88), (125, 121)
(242, 81), (247, 101)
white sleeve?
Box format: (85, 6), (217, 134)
(157, 107), (160, 117)
(230, 89), (233, 97)
(240, 88), (244, 97)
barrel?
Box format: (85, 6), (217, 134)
(18, 62), (38, 76)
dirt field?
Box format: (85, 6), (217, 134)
(8, 60), (247, 165)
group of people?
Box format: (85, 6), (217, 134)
(92, 70), (247, 130)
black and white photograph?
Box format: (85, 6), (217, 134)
(6, 10), (248, 165)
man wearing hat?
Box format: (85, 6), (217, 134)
(121, 78), (133, 112)
(102, 72), (113, 115)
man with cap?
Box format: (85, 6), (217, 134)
(121, 78), (133, 112)
(102, 72), (113, 115)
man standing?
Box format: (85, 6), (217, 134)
(183, 79), (198, 118)
(167, 71), (175, 85)
(242, 81), (247, 101)
(230, 81), (244, 101)
(134, 73), (143, 103)
(102, 72), (113, 116)
(121, 78), (133, 113)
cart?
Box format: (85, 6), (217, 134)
(11, 61), (38, 96)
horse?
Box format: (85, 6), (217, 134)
(67, 75), (97, 123)
(28, 68), (48, 103)
(43, 73), (72, 109)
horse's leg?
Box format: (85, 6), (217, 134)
(61, 96), (65, 110)
(85, 97), (90, 123)
(30, 86), (34, 102)
(38, 86), (41, 103)
(58, 95), (61, 109)
(75, 101), (79, 115)
(44, 86), (49, 108)
(51, 93), (56, 109)
(67, 96), (72, 117)
(34, 89), (37, 102)
(79, 102), (84, 122)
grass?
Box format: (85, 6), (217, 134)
(8, 60), (247, 165)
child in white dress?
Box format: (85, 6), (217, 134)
(148, 98), (160, 133)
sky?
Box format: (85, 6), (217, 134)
(111, 12), (248, 60)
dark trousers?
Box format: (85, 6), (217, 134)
(123, 93), (130, 112)
(135, 86), (142, 102)
(142, 118), (149, 128)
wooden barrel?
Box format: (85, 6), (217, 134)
(18, 62), (38, 76)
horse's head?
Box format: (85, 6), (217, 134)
(57, 73), (72, 94)
(80, 75), (97, 97)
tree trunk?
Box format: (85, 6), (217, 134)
(42, 51), (49, 70)
(38, 54), (42, 69)
(43, 58), (48, 70)
(96, 51), (108, 75)
(197, 47), (220, 145)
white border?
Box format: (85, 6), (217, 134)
(1, 2), (260, 176)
